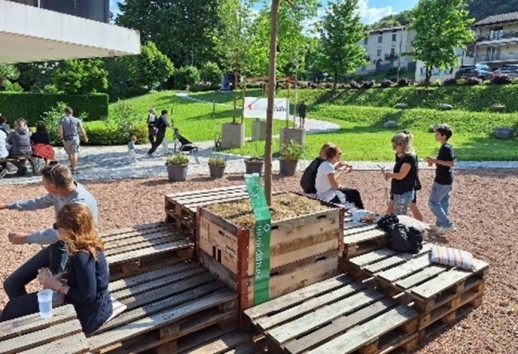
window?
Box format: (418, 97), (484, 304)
(364, 37), (369, 45)
(377, 49), (382, 57)
(390, 48), (396, 57)
(392, 33), (397, 41)
(490, 27), (503, 40)
(378, 35), (383, 43)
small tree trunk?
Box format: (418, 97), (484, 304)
(425, 66), (432, 86)
(232, 70), (238, 124)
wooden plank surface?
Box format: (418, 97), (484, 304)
(181, 330), (250, 354)
(104, 232), (188, 255)
(165, 185), (247, 199)
(343, 228), (387, 244)
(106, 239), (193, 265)
(378, 252), (433, 283)
(348, 248), (398, 267)
(19, 333), (89, 354)
(395, 265), (447, 290)
(101, 225), (174, 242)
(104, 229), (181, 250)
(99, 222), (169, 237)
(364, 244), (432, 274)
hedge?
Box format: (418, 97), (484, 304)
(0, 92), (109, 126)
(285, 85), (518, 113)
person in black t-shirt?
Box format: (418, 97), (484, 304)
(382, 132), (417, 215)
(425, 124), (456, 234)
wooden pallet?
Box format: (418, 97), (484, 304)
(344, 244), (489, 343)
(101, 222), (194, 281)
(88, 261), (238, 354)
(177, 327), (266, 354)
(244, 275), (419, 354)
(343, 216), (388, 260)
(165, 185), (250, 235)
(0, 305), (89, 354)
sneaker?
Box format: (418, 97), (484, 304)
(435, 226), (456, 235)
(0, 169), (7, 179)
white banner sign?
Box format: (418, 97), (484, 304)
(243, 97), (289, 119)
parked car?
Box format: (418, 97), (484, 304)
(455, 64), (494, 80)
(495, 65), (518, 79)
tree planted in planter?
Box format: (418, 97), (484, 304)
(208, 155), (226, 179)
(279, 139), (304, 177)
(165, 153), (189, 181)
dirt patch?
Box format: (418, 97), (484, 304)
(0, 169), (516, 353)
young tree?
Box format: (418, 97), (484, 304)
(52, 59), (108, 94)
(320, 0), (367, 87)
(410, 0), (475, 85)
(130, 41), (174, 89)
(0, 64), (21, 91)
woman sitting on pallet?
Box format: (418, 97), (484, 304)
(31, 121), (55, 166)
(0, 204), (113, 335)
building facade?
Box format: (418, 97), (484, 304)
(7, 0), (109, 23)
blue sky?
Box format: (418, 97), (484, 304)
(110, 0), (419, 25)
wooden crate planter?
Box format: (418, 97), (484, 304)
(196, 193), (344, 318)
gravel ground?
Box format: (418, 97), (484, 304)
(0, 169), (516, 353)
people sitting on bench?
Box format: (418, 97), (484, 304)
(1, 204), (112, 335)
(31, 121), (55, 166)
(7, 118), (33, 175)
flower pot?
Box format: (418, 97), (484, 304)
(245, 159), (264, 176)
(279, 159), (298, 177)
(209, 164), (226, 179)
(167, 164), (188, 182)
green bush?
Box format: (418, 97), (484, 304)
(0, 92), (108, 125)
(174, 66), (201, 90)
(84, 121), (147, 145)
(200, 62), (222, 85)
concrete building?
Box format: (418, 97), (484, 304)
(472, 11), (518, 67)
(356, 26), (416, 76)
(0, 0), (140, 63)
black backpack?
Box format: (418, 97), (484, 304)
(300, 158), (324, 194)
(388, 223), (423, 254)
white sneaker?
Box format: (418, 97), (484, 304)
(436, 226), (456, 235)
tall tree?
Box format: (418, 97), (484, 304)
(0, 64), (20, 91)
(320, 0), (367, 87)
(129, 41), (174, 89)
(410, 0), (475, 84)
(116, 0), (221, 68)
(52, 59), (108, 94)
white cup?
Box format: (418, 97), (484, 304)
(37, 289), (53, 319)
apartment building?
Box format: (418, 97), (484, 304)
(471, 11), (518, 67)
(0, 0), (140, 63)
(356, 26), (416, 75)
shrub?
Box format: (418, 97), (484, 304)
(200, 62), (222, 86)
(322, 82), (333, 89)
(513, 77), (518, 85)
(349, 80), (360, 89)
(174, 66), (201, 90)
(309, 82), (319, 89)
(491, 74), (513, 85)
(361, 80), (375, 89)
(457, 78), (467, 85)
(433, 80), (442, 87)
(465, 77), (482, 86)
(442, 77), (457, 86)
(280, 140), (304, 160)
(110, 101), (143, 143)
(166, 153), (189, 165)
(380, 79), (393, 88)
(397, 78), (411, 86)
(84, 122), (147, 146)
(208, 155), (226, 166)
(414, 80), (427, 86)
(337, 83), (347, 89)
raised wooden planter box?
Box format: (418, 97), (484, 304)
(196, 193), (344, 317)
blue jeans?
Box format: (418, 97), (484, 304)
(428, 181), (453, 227)
(393, 190), (414, 215)
(3, 241), (68, 300)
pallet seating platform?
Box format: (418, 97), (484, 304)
(0, 305), (88, 354)
(344, 244), (489, 342)
(177, 327), (266, 354)
(244, 274), (419, 354)
(343, 216), (388, 260)
(88, 260), (238, 354)
(165, 185), (250, 235)
(101, 222), (194, 281)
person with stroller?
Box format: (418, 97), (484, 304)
(173, 128), (198, 153)
(147, 110), (171, 156)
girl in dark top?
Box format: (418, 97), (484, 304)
(0, 204), (112, 335)
(31, 121), (55, 165)
(382, 132), (417, 215)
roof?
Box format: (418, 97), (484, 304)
(473, 11), (518, 27)
(368, 26), (406, 35)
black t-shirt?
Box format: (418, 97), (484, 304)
(391, 153), (417, 194)
(395, 153), (421, 191)
(435, 143), (455, 185)
(30, 132), (51, 145)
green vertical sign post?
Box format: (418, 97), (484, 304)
(244, 174), (272, 305)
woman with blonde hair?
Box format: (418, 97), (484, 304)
(382, 132), (418, 215)
(1, 204), (112, 335)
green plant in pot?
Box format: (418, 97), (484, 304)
(244, 142), (265, 175)
(165, 153), (189, 181)
(279, 139), (304, 177)
(208, 155), (226, 179)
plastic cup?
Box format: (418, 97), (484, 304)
(427, 160), (433, 167)
(37, 289), (53, 319)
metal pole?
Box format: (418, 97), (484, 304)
(294, 59), (298, 128)
(264, 0), (280, 206)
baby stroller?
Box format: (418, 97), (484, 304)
(173, 128), (198, 153)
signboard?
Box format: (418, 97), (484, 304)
(243, 97), (289, 119)
(244, 174), (272, 305)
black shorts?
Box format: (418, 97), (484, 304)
(390, 192), (417, 204)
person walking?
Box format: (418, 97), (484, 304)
(58, 107), (88, 174)
(298, 101), (308, 128)
(147, 110), (171, 156)
(146, 107), (157, 145)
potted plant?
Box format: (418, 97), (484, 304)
(165, 153), (189, 182)
(279, 139), (304, 177)
(208, 155), (226, 179)
(244, 142), (265, 175)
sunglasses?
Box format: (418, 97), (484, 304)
(41, 161), (59, 185)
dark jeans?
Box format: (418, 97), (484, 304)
(3, 241), (68, 300)
(0, 292), (39, 322)
(148, 127), (156, 144)
(332, 188), (364, 209)
(148, 130), (165, 155)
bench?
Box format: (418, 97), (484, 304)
(342, 216), (388, 260)
(0, 156), (38, 176)
(0, 304), (88, 354)
(344, 244), (489, 342)
(101, 221), (194, 281)
(88, 260), (238, 354)
(176, 327), (266, 354)
(244, 274), (419, 354)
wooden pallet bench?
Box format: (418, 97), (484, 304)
(244, 274), (419, 354)
(343, 215), (388, 260)
(165, 185), (250, 235)
(0, 304), (88, 354)
(101, 222), (194, 281)
(344, 244), (489, 343)
(177, 327), (266, 354)
(88, 260), (238, 354)
(0, 156), (38, 176)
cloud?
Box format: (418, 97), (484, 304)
(356, 0), (394, 25)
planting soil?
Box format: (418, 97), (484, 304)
(0, 169), (516, 353)
(207, 192), (332, 228)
